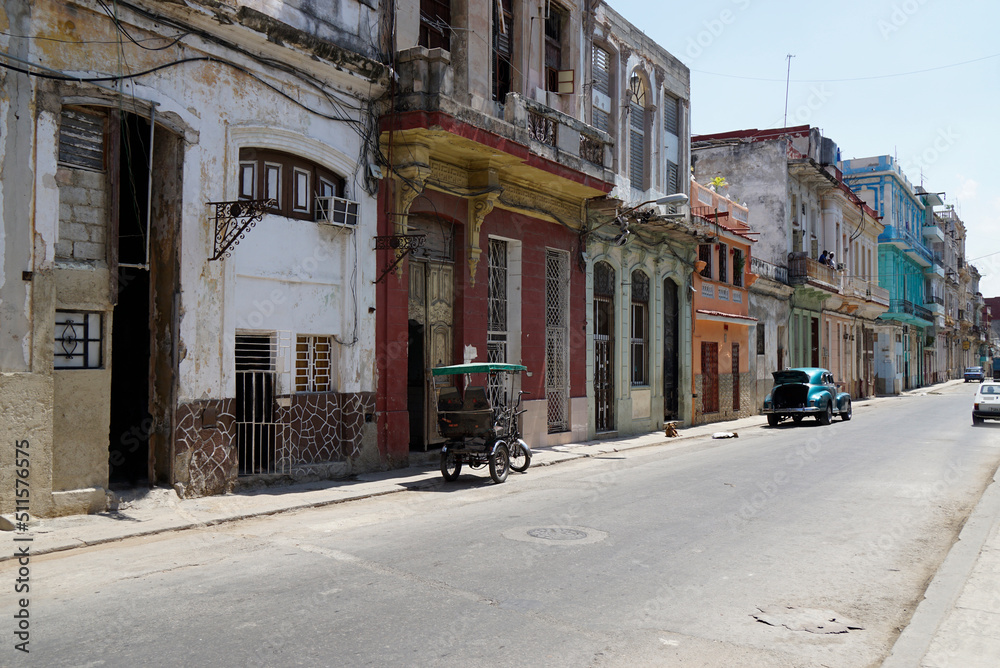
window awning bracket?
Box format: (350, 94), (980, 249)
(208, 199), (275, 261)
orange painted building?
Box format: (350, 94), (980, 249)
(689, 180), (758, 425)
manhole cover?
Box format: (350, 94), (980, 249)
(527, 527), (589, 541)
(503, 525), (608, 546)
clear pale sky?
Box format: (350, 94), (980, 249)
(610, 0), (1000, 297)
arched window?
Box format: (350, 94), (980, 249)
(238, 148), (345, 222)
(628, 74), (648, 190)
(630, 270), (649, 386)
(594, 261), (616, 431)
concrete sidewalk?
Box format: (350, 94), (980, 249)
(3, 378), (996, 667)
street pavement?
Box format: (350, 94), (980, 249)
(2, 378), (997, 667)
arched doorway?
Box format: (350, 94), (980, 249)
(663, 278), (679, 420)
(594, 261), (615, 432)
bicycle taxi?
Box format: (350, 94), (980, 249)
(432, 362), (531, 483)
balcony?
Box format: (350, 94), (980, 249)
(844, 276), (889, 306)
(788, 255), (838, 289)
(924, 295), (945, 315)
(883, 298), (935, 327)
(922, 224), (945, 242)
(513, 95), (612, 172)
(879, 224), (934, 267)
(749, 256), (789, 285)
(392, 47), (614, 188)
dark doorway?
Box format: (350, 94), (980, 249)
(811, 316), (820, 367)
(109, 268), (150, 484)
(108, 112), (152, 486)
(663, 278), (679, 420)
(235, 335), (278, 475)
(594, 262), (615, 432)
(407, 319), (425, 449)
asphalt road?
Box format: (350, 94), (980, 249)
(4, 383), (999, 667)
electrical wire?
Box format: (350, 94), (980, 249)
(0, 30), (188, 47)
(691, 52), (1000, 83)
(0, 54), (367, 125)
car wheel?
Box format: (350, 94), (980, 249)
(818, 402), (833, 425)
(792, 415), (804, 423)
(767, 414), (780, 427)
(973, 415), (983, 425)
(841, 398), (852, 421)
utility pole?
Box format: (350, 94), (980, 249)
(783, 54), (795, 127)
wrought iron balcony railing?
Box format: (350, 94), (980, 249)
(749, 256), (789, 285)
(888, 298), (934, 322)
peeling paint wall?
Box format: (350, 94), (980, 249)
(1, 0), (386, 514)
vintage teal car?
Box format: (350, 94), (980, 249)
(762, 367), (852, 426)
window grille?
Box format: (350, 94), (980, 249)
(54, 311), (102, 369)
(757, 323), (766, 356)
(295, 336), (333, 392)
(631, 270), (649, 386)
(594, 261), (615, 432)
(732, 248), (744, 287)
(235, 333), (289, 475)
(699, 244), (713, 278)
(488, 239), (509, 406)
(546, 250), (570, 432)
(595, 260), (615, 296)
(732, 342), (741, 411)
(718, 243), (728, 283)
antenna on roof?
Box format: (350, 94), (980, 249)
(783, 54), (795, 127)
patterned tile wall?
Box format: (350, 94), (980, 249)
(173, 391), (375, 497)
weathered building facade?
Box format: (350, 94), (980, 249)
(581, 3), (701, 437)
(693, 127), (887, 404)
(842, 156), (940, 390)
(378, 0), (704, 460)
(689, 180), (757, 424)
(1, 0), (386, 516)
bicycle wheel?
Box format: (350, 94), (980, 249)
(489, 443), (510, 483)
(510, 440), (531, 472)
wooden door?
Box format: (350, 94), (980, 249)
(408, 260), (454, 449)
(702, 342), (719, 414)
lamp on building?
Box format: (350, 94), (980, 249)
(618, 192), (690, 217)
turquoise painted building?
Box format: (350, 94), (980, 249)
(841, 155), (942, 390)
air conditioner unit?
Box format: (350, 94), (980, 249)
(315, 195), (359, 227)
